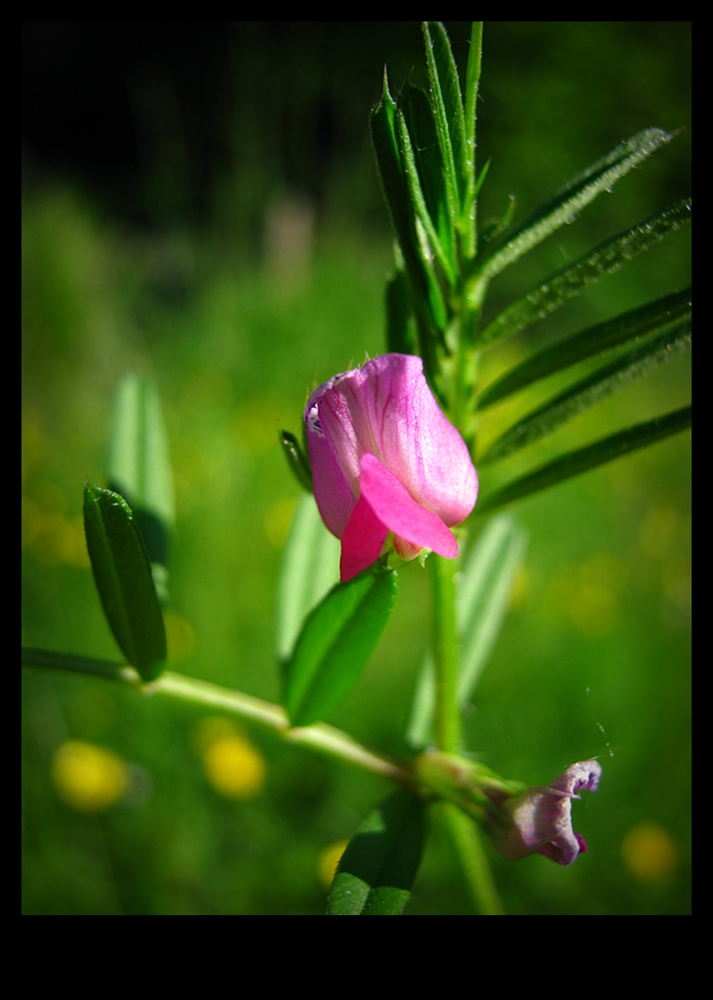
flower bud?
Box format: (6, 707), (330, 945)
(305, 354), (478, 581)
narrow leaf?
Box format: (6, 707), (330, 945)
(476, 406), (691, 514)
(480, 320), (692, 464)
(463, 22), (484, 259)
(476, 127), (676, 283)
(457, 515), (528, 704)
(279, 429), (313, 492)
(370, 72), (447, 365)
(399, 81), (456, 282)
(422, 22), (465, 231)
(327, 789), (426, 915)
(396, 104), (456, 284)
(478, 287), (691, 409)
(107, 374), (174, 603)
(476, 199), (691, 349)
(284, 562), (398, 727)
(83, 482), (167, 682)
(276, 493), (340, 665)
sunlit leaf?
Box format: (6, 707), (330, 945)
(276, 493), (340, 666)
(107, 375), (174, 604)
(405, 516), (527, 749)
(284, 562), (398, 727)
(83, 483), (166, 682)
(327, 788), (426, 915)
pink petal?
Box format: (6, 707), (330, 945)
(340, 493), (389, 582)
(360, 453), (458, 559)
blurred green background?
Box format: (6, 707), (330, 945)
(22, 22), (690, 914)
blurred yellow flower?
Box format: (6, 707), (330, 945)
(193, 717), (266, 799)
(621, 821), (679, 884)
(317, 839), (348, 891)
(51, 740), (128, 813)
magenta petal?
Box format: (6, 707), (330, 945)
(359, 453), (458, 558)
(340, 494), (389, 582)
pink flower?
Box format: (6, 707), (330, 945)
(305, 354), (478, 582)
(490, 760), (602, 866)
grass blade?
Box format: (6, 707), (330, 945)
(480, 320), (692, 464)
(475, 127), (675, 283)
(477, 287), (691, 409)
(405, 515), (527, 749)
(457, 515), (528, 704)
(476, 406), (691, 514)
(476, 199), (691, 349)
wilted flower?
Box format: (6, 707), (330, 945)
(490, 760), (602, 866)
(304, 354), (478, 581)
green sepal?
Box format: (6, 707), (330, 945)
(279, 429), (313, 493)
(83, 482), (167, 682)
(284, 561), (398, 727)
(327, 788), (426, 915)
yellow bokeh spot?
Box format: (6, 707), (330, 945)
(51, 740), (128, 813)
(193, 718), (266, 800)
(621, 822), (679, 884)
(318, 840), (349, 891)
(203, 736), (266, 799)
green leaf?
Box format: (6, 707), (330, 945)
(107, 375), (174, 603)
(370, 72), (447, 367)
(405, 516), (527, 749)
(422, 22), (466, 232)
(276, 493), (340, 666)
(279, 429), (313, 493)
(476, 127), (676, 283)
(477, 287), (692, 410)
(284, 562), (398, 727)
(327, 788), (426, 915)
(480, 320), (691, 464)
(83, 482), (167, 682)
(476, 406), (691, 514)
(462, 22), (484, 259)
(476, 198), (691, 349)
(396, 89), (456, 285)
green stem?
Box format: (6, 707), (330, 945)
(22, 647), (414, 788)
(440, 802), (504, 915)
(430, 553), (460, 752)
